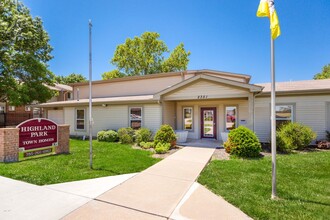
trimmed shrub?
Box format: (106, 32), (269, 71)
(224, 126), (261, 158)
(155, 142), (171, 154)
(154, 124), (177, 146)
(276, 122), (317, 152)
(97, 130), (106, 141)
(136, 128), (152, 146)
(118, 127), (135, 144)
(140, 141), (155, 149)
(97, 130), (118, 142)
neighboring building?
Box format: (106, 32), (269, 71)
(0, 84), (72, 127)
(37, 70), (330, 142)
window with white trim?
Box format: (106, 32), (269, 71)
(276, 105), (294, 127)
(25, 106), (31, 111)
(183, 107), (193, 130)
(129, 107), (142, 129)
(225, 106), (237, 131)
(76, 109), (85, 130)
(0, 106), (4, 113)
(8, 106), (15, 111)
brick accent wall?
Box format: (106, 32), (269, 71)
(56, 125), (70, 154)
(0, 128), (19, 162)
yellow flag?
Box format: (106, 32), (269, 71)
(256, 0), (281, 39)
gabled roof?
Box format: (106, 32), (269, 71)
(257, 79), (330, 95)
(154, 74), (263, 99)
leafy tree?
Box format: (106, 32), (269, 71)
(102, 69), (125, 80)
(313, 64), (330, 79)
(55, 73), (87, 84)
(110, 32), (190, 76)
(162, 43), (191, 73)
(0, 0), (54, 105)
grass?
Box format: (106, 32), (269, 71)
(198, 151), (330, 220)
(0, 139), (160, 185)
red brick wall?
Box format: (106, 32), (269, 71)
(56, 125), (70, 154)
(0, 128), (19, 162)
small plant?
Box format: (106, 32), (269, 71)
(140, 141), (155, 149)
(97, 130), (118, 142)
(155, 142), (171, 154)
(276, 122), (316, 152)
(118, 127), (135, 144)
(224, 126), (261, 158)
(136, 128), (152, 146)
(154, 124), (177, 147)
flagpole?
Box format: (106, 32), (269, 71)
(89, 20), (93, 169)
(270, 37), (277, 199)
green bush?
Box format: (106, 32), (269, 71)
(154, 124), (177, 146)
(136, 128), (152, 145)
(276, 122), (317, 152)
(155, 142), (171, 154)
(118, 127), (135, 144)
(224, 126), (261, 158)
(140, 141), (155, 149)
(97, 130), (106, 141)
(97, 130), (118, 142)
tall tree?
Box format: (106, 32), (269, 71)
(55, 73), (87, 84)
(110, 32), (190, 77)
(313, 64), (330, 79)
(0, 0), (54, 105)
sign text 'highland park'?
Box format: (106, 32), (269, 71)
(17, 118), (58, 150)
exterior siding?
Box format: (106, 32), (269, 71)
(144, 104), (162, 133)
(92, 105), (128, 136)
(255, 95), (330, 142)
(162, 101), (176, 129)
(163, 80), (250, 101)
(64, 104), (162, 137)
(48, 110), (64, 124)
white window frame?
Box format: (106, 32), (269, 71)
(129, 107), (142, 129)
(225, 105), (238, 132)
(8, 106), (15, 111)
(183, 107), (193, 131)
(275, 104), (294, 126)
(0, 106), (4, 113)
(25, 106), (31, 111)
(75, 108), (86, 131)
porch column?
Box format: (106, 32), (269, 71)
(248, 93), (255, 131)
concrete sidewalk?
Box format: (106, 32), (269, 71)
(63, 146), (251, 220)
(1, 146), (251, 220)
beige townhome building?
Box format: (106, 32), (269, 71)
(38, 70), (330, 142)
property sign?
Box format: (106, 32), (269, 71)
(17, 118), (58, 153)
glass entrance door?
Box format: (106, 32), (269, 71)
(201, 108), (216, 138)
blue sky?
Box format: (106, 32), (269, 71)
(22, 0), (330, 83)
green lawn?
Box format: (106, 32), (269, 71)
(0, 139), (160, 185)
(198, 151), (330, 220)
